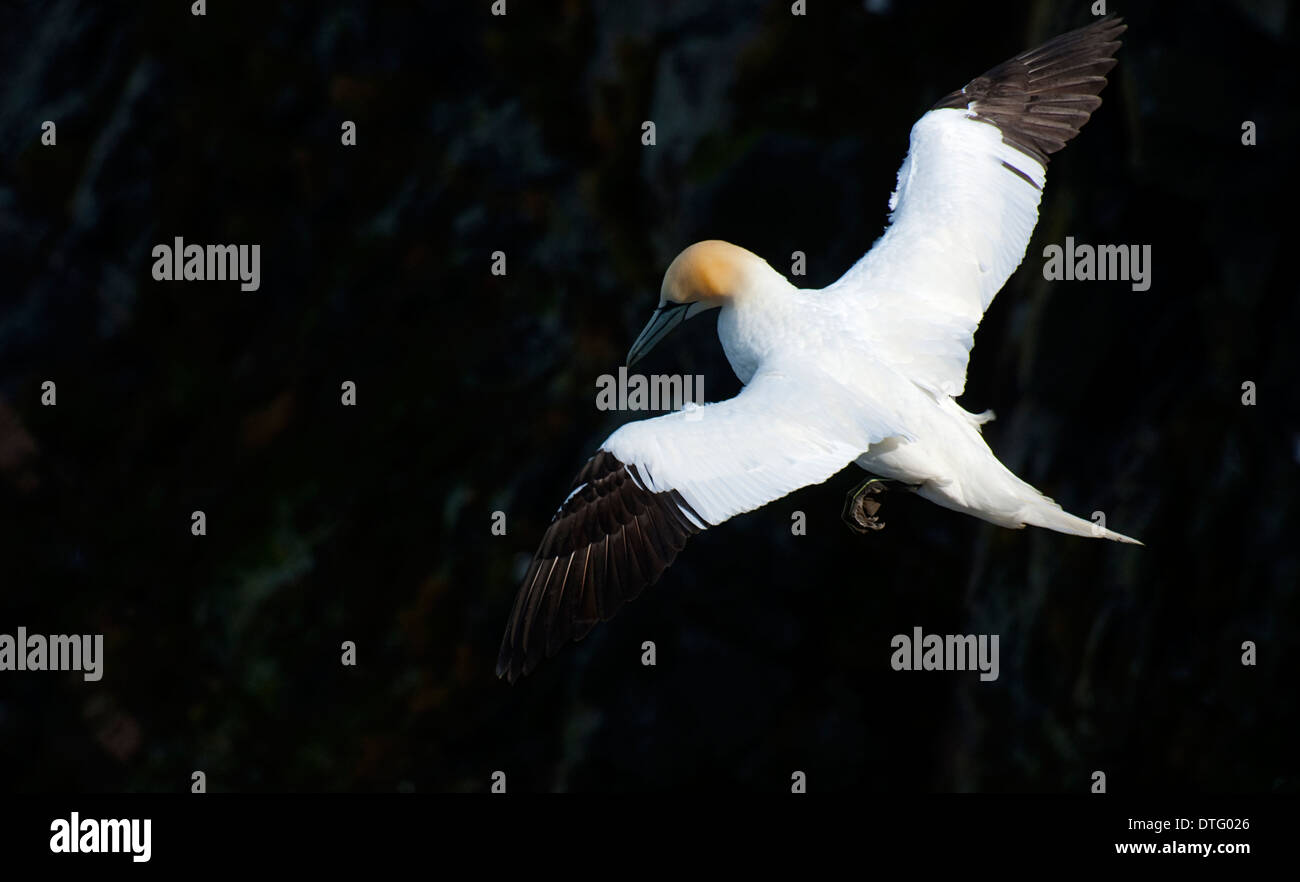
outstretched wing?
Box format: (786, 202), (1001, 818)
(825, 16), (1125, 398)
(496, 363), (907, 683)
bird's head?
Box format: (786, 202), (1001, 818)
(626, 240), (780, 367)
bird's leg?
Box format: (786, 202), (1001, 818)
(842, 477), (889, 533)
(841, 477), (919, 533)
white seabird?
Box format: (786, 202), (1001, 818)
(499, 16), (1135, 683)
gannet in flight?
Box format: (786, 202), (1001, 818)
(498, 17), (1136, 683)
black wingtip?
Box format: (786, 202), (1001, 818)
(932, 15), (1127, 167)
(494, 450), (704, 684)
(494, 650), (515, 684)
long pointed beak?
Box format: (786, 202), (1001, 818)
(626, 302), (692, 367)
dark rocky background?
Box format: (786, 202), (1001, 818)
(0, 0), (1295, 792)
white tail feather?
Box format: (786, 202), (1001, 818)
(1017, 500), (1143, 545)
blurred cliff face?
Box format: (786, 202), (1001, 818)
(0, 0), (1295, 792)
